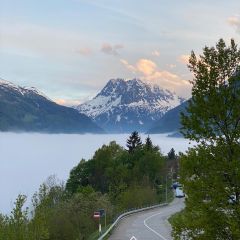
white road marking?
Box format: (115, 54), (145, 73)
(130, 236), (137, 240)
(143, 212), (169, 240)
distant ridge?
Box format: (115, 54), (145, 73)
(0, 78), (103, 133)
(147, 100), (189, 135)
(75, 78), (185, 132)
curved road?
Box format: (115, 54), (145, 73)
(109, 198), (184, 240)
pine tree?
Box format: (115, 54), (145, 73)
(126, 131), (142, 153)
(145, 135), (153, 151)
(167, 148), (176, 160)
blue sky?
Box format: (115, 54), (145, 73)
(0, 0), (240, 105)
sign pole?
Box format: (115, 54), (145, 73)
(105, 210), (106, 230)
(166, 174), (168, 203)
(99, 217), (101, 235)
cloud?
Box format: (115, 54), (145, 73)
(101, 43), (124, 56)
(120, 59), (136, 73)
(77, 47), (92, 56)
(178, 54), (190, 64)
(167, 64), (176, 69)
(136, 59), (157, 75)
(54, 98), (81, 107)
(120, 58), (191, 97)
(151, 50), (160, 57)
(227, 16), (240, 32)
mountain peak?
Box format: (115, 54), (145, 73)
(0, 78), (52, 101)
(76, 78), (185, 133)
(0, 78), (16, 87)
(109, 78), (125, 84)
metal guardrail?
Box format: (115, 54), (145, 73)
(97, 202), (168, 240)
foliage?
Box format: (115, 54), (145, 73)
(168, 148), (176, 160)
(0, 133), (172, 240)
(0, 194), (48, 240)
(126, 131), (142, 153)
(66, 135), (165, 201)
(46, 191), (112, 240)
(145, 135), (153, 151)
(117, 184), (158, 211)
(173, 39), (240, 239)
(181, 38), (240, 144)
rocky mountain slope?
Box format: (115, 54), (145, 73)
(76, 78), (185, 132)
(147, 100), (189, 135)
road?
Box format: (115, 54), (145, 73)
(109, 198), (184, 240)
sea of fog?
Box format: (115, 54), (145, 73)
(0, 133), (191, 214)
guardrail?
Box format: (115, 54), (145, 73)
(98, 202), (168, 240)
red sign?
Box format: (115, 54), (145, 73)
(93, 211), (100, 218)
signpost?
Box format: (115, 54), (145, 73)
(93, 209), (106, 236)
(98, 209), (106, 229)
(93, 211), (100, 218)
(93, 211), (101, 236)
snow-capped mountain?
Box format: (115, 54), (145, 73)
(76, 78), (185, 132)
(0, 78), (51, 100)
(0, 78), (103, 133)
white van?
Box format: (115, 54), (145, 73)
(175, 187), (185, 198)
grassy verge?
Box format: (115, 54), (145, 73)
(168, 211), (179, 225)
(87, 224), (111, 240)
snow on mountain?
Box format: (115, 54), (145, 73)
(75, 78), (185, 132)
(0, 78), (52, 100)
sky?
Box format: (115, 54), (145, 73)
(0, 0), (240, 106)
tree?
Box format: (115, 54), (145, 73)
(167, 148), (176, 160)
(126, 131), (142, 153)
(145, 135), (153, 151)
(173, 39), (240, 239)
(9, 195), (29, 240)
(66, 159), (90, 195)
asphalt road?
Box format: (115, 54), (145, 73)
(109, 198), (185, 240)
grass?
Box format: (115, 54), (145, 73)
(87, 224), (111, 240)
(168, 210), (184, 227)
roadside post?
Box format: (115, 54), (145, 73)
(93, 211), (101, 236)
(94, 209), (106, 236)
(98, 209), (106, 230)
(166, 174), (168, 203)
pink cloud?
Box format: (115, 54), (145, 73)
(136, 59), (157, 75)
(78, 47), (92, 56)
(120, 59), (136, 73)
(55, 98), (81, 106)
(178, 54), (190, 64)
(120, 58), (191, 97)
(227, 16), (240, 32)
(101, 43), (124, 56)
(151, 50), (160, 57)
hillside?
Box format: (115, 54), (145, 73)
(147, 100), (189, 134)
(0, 79), (103, 133)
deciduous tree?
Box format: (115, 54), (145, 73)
(173, 39), (240, 239)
